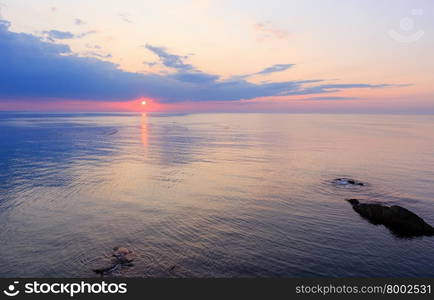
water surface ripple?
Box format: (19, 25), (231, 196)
(1, 113), (434, 277)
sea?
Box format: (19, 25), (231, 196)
(1, 112), (434, 277)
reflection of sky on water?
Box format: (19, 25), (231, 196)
(0, 118), (118, 191)
(1, 112), (434, 277)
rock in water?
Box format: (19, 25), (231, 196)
(112, 247), (135, 263)
(333, 178), (365, 186)
(347, 199), (434, 237)
(92, 247), (135, 276)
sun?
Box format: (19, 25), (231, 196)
(141, 101), (147, 105)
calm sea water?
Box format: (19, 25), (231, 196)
(1, 112), (434, 278)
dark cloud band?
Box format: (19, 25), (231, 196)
(0, 20), (402, 103)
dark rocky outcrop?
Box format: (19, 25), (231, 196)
(347, 199), (434, 237)
(93, 247), (135, 275)
(333, 178), (365, 186)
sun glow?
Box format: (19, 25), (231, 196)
(141, 101), (147, 105)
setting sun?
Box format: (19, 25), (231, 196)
(141, 101), (147, 105)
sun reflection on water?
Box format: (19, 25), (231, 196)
(141, 112), (148, 149)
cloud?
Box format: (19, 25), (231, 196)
(286, 83), (407, 96)
(86, 52), (113, 59)
(256, 64), (295, 75)
(229, 63), (294, 81)
(43, 30), (75, 40)
(254, 22), (289, 40)
(75, 30), (97, 38)
(0, 20), (401, 103)
(302, 96), (361, 101)
(170, 72), (219, 84)
(144, 45), (290, 84)
(145, 44), (194, 71)
(43, 29), (96, 41)
(86, 44), (102, 50)
(118, 13), (133, 23)
(144, 61), (158, 68)
(75, 18), (85, 25)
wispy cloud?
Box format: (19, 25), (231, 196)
(302, 96), (361, 101)
(74, 18), (85, 25)
(118, 13), (133, 23)
(231, 63), (295, 80)
(86, 52), (112, 59)
(86, 44), (102, 50)
(286, 83), (410, 96)
(76, 30), (97, 38)
(254, 22), (289, 40)
(43, 30), (74, 41)
(145, 44), (194, 71)
(43, 29), (96, 41)
(256, 64), (295, 75)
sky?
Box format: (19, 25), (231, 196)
(0, 0), (433, 113)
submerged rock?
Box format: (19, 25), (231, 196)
(333, 178), (365, 186)
(112, 247), (135, 264)
(347, 199), (434, 237)
(93, 247), (135, 276)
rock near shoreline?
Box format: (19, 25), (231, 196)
(347, 199), (434, 237)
